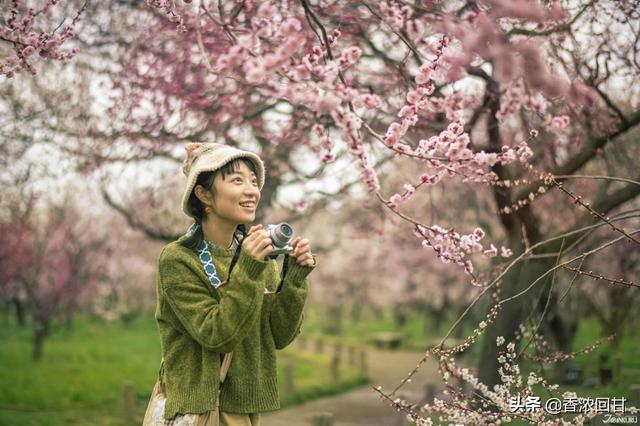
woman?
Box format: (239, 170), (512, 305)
(147, 142), (316, 426)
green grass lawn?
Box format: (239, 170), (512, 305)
(0, 312), (368, 426)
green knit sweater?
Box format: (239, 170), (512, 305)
(154, 235), (314, 419)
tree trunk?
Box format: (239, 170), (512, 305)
(350, 299), (364, 323)
(13, 297), (26, 327)
(477, 258), (553, 389)
(545, 310), (578, 383)
(393, 304), (407, 330)
(325, 304), (343, 335)
(64, 310), (74, 332)
(32, 321), (48, 361)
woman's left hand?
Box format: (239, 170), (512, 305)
(291, 237), (315, 267)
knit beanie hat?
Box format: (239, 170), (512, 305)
(181, 142), (265, 219)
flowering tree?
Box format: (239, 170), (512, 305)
(0, 187), (108, 360)
(104, 0), (640, 422)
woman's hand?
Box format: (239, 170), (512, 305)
(291, 237), (315, 267)
(242, 224), (272, 261)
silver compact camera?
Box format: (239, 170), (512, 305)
(266, 222), (294, 258)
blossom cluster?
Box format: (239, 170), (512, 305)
(419, 327), (605, 425)
(412, 224), (512, 278)
(1, 0), (85, 77)
(309, 123), (335, 163)
(146, 0), (188, 33)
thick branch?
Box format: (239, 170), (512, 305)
(101, 189), (178, 242)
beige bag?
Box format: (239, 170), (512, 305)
(143, 352), (234, 426)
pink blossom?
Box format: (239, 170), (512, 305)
(257, 2), (277, 19)
(311, 123), (324, 137)
(447, 121), (465, 135)
(403, 183), (415, 196)
(515, 142), (533, 163)
(316, 93), (341, 113)
(243, 59), (266, 84)
(339, 46), (362, 69)
(550, 115), (570, 128)
(236, 34), (259, 49)
(406, 19), (425, 41)
(500, 246), (513, 258)
(420, 174), (440, 185)
(483, 244), (498, 258)
(406, 90), (421, 104)
(415, 73), (430, 85)
(500, 147), (516, 165)
(398, 105), (415, 119)
(439, 130), (456, 144)
(475, 151), (499, 167)
(384, 134), (400, 147)
(278, 18), (302, 37)
(321, 153), (334, 163)
(394, 143), (413, 154)
(360, 94), (382, 108)
(388, 193), (403, 209)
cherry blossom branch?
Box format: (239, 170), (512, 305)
(552, 175), (640, 186)
(1, 0), (87, 77)
(522, 335), (615, 363)
(549, 175), (640, 245)
(560, 265), (639, 288)
(500, 230), (640, 305)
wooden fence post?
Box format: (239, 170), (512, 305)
(584, 353), (594, 377)
(123, 382), (135, 423)
(334, 342), (342, 359)
(629, 384), (640, 411)
(613, 354), (623, 383)
(331, 352), (341, 383)
(348, 346), (356, 367)
(359, 348), (367, 376)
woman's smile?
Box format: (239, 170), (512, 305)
(239, 201), (256, 211)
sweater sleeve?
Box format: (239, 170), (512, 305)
(160, 248), (267, 353)
(269, 258), (315, 350)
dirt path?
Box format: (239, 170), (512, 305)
(262, 348), (441, 426)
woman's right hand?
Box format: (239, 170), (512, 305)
(242, 224), (272, 261)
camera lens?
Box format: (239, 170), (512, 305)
(270, 223), (293, 248)
(279, 223), (293, 237)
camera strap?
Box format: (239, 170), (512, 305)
(197, 232), (242, 288)
(275, 254), (290, 293)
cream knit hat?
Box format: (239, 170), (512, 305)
(181, 142), (265, 218)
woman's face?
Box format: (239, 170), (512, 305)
(210, 161), (261, 225)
